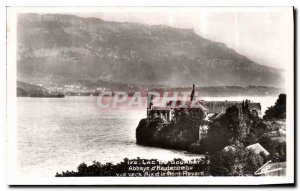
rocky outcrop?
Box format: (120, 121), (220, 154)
(136, 110), (204, 151)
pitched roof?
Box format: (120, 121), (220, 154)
(246, 143), (270, 156)
(165, 100), (208, 111)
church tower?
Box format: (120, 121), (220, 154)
(190, 83), (195, 101)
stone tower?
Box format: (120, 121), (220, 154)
(190, 83), (195, 101)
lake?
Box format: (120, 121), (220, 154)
(16, 96), (277, 177)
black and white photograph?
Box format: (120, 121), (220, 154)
(5, 6), (294, 185)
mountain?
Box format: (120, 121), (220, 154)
(17, 81), (50, 97)
(17, 13), (284, 88)
(17, 81), (64, 97)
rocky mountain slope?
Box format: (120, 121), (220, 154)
(17, 13), (284, 87)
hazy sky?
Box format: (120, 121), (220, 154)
(75, 7), (293, 69)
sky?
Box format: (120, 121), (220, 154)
(74, 7), (293, 70)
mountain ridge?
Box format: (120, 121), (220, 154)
(17, 13), (284, 88)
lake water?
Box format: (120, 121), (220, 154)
(16, 96), (277, 177)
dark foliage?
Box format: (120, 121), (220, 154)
(210, 143), (264, 176)
(135, 94), (287, 177)
(258, 135), (286, 162)
(136, 109), (204, 150)
(204, 106), (241, 153)
(264, 94), (286, 120)
(56, 157), (210, 177)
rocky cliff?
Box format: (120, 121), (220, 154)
(136, 109), (204, 151)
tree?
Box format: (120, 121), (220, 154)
(258, 135), (286, 162)
(205, 106), (241, 153)
(264, 94), (286, 120)
(243, 119), (267, 146)
(162, 108), (205, 150)
(210, 143), (264, 176)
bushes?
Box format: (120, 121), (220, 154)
(258, 135), (286, 162)
(264, 94), (286, 120)
(56, 158), (210, 177)
(210, 143), (264, 176)
(204, 106), (241, 154)
(56, 161), (117, 177)
(135, 94), (287, 177)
